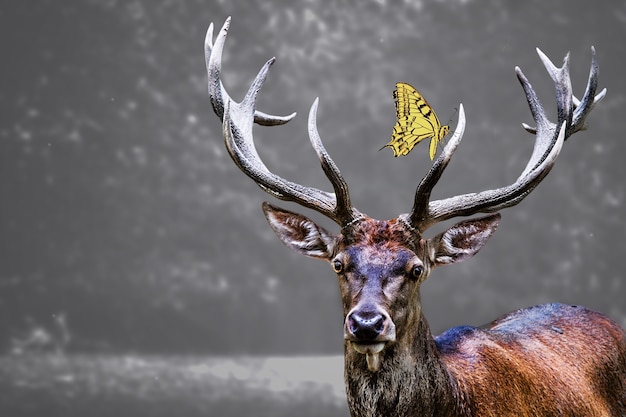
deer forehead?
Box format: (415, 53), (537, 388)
(342, 218), (417, 248)
(337, 219), (423, 273)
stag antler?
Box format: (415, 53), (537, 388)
(206, 17), (362, 226)
(405, 47), (606, 232)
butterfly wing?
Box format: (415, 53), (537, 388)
(382, 82), (449, 159)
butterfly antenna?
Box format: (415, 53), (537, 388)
(445, 107), (458, 127)
(439, 107), (458, 149)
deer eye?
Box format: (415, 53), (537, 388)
(410, 265), (424, 280)
(332, 260), (344, 273)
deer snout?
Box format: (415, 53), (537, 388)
(345, 306), (395, 343)
(349, 311), (385, 340)
(345, 305), (396, 372)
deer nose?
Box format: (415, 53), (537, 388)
(348, 310), (386, 341)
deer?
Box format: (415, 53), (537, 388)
(205, 17), (626, 417)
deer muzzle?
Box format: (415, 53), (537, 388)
(344, 305), (396, 372)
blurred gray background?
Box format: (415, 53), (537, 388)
(1, 0), (625, 359)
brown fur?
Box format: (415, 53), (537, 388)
(441, 305), (626, 416)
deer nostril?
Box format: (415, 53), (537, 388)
(349, 311), (386, 341)
(374, 317), (384, 332)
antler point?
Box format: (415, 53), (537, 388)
(204, 25), (215, 53)
(535, 47), (548, 60)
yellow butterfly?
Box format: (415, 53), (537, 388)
(381, 82), (449, 160)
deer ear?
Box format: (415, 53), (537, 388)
(262, 202), (336, 259)
(429, 213), (501, 266)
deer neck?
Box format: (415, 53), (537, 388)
(343, 308), (459, 417)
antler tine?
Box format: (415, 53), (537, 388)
(409, 48), (602, 232)
(308, 98), (362, 226)
(205, 17), (296, 126)
(537, 48), (573, 129)
(210, 18), (359, 226)
(404, 104), (466, 227)
(572, 46), (607, 132)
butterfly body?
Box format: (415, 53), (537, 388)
(382, 82), (450, 159)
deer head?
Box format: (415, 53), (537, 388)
(205, 17), (605, 374)
(262, 201), (503, 371)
